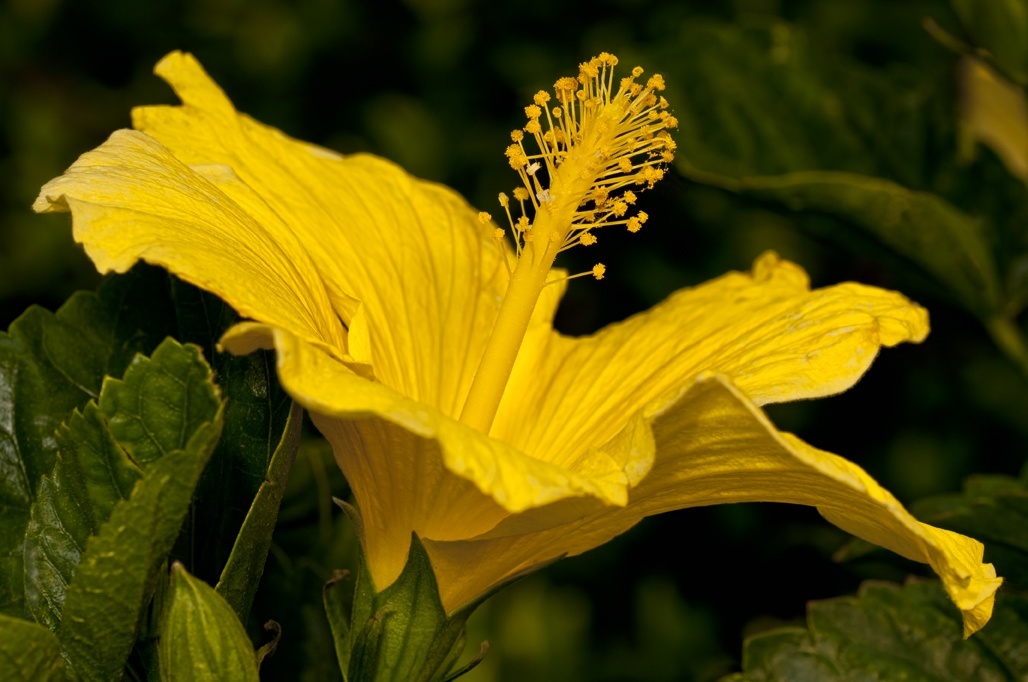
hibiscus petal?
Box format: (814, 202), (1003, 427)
(132, 51), (509, 415)
(32, 129), (345, 354)
(220, 322), (631, 591)
(427, 376), (1000, 636)
(493, 251), (928, 470)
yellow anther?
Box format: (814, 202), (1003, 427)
(493, 227), (505, 241)
(525, 119), (542, 134)
(552, 107), (562, 118)
(516, 215), (530, 230)
(511, 129), (524, 142)
(627, 216), (642, 233)
(612, 200), (628, 217)
(638, 211), (649, 223)
(508, 153), (528, 170)
(498, 192), (509, 208)
(637, 167), (664, 187)
(533, 90), (551, 105)
(632, 66), (643, 78)
(513, 187), (530, 201)
(624, 190), (637, 204)
(647, 74), (666, 91)
(618, 158), (633, 173)
(504, 144), (520, 158)
(592, 264), (606, 280)
(478, 211), (492, 224)
(555, 76), (578, 95)
(580, 232), (597, 245)
(525, 104), (542, 119)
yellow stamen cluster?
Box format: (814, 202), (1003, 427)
(498, 51), (676, 279)
(461, 53), (675, 434)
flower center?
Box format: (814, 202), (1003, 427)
(459, 53), (677, 435)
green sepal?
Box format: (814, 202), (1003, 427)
(158, 562), (260, 682)
(326, 520), (485, 682)
(215, 400), (303, 621)
(327, 500), (564, 681)
(725, 581), (1028, 681)
(0, 613), (77, 681)
(324, 569), (355, 681)
(347, 534), (458, 682)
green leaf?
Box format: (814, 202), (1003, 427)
(23, 337), (221, 642)
(215, 401), (302, 620)
(912, 466), (1028, 591)
(0, 267), (174, 617)
(0, 614), (76, 681)
(662, 21), (1003, 315)
(951, 0), (1028, 85)
(727, 582), (1028, 681)
(55, 339), (223, 681)
(23, 404), (142, 631)
(169, 280), (292, 589)
(159, 563), (259, 682)
(725, 172), (1001, 315)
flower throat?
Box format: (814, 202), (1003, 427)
(459, 53), (677, 434)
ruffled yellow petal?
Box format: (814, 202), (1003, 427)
(32, 129), (344, 354)
(133, 51), (508, 415)
(493, 252), (928, 472)
(220, 322), (631, 590)
(427, 376), (999, 634)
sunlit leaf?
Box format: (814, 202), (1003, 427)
(0, 267), (174, 617)
(54, 339), (223, 680)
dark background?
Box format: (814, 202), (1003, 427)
(3, 1), (1025, 679)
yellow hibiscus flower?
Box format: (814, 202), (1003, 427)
(33, 51), (1000, 639)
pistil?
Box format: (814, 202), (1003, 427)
(458, 53), (677, 435)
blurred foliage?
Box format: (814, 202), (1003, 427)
(3, 0), (1028, 680)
